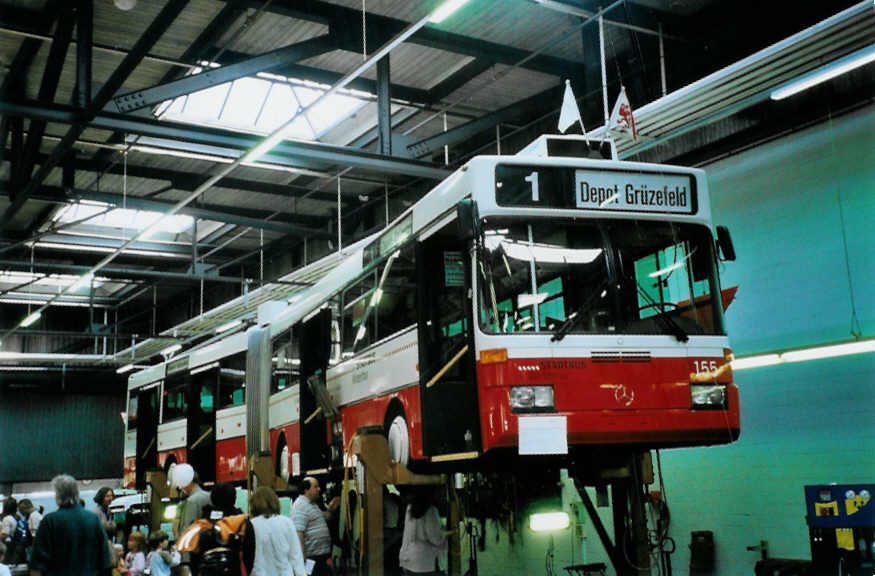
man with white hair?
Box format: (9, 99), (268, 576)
(28, 474), (112, 576)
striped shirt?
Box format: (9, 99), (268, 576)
(291, 496), (331, 557)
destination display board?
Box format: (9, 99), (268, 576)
(494, 165), (698, 215)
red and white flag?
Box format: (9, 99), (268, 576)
(608, 86), (637, 140)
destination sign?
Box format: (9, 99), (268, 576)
(575, 170), (695, 214)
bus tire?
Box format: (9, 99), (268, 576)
(384, 403), (410, 468)
(163, 455), (177, 482)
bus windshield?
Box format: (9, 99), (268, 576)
(477, 219), (725, 337)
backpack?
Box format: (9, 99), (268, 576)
(177, 514), (250, 576)
(12, 515), (30, 545)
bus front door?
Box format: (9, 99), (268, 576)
(135, 385), (159, 490)
(417, 232), (481, 460)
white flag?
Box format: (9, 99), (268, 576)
(608, 86), (637, 140)
(558, 80), (586, 137)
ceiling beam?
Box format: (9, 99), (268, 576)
(406, 82), (565, 157)
(0, 1), (59, 174)
(428, 58), (494, 103)
(74, 0), (93, 108)
(216, 52), (432, 104)
(245, 0), (582, 79)
(17, 6), (75, 200)
(112, 34), (338, 113)
(0, 0), (191, 227)
(0, 98), (453, 180)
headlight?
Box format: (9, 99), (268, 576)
(690, 384), (727, 409)
(510, 386), (555, 412)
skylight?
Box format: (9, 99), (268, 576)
(53, 201), (194, 237)
(155, 66), (369, 141)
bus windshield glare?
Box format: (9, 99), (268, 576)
(477, 219), (725, 337)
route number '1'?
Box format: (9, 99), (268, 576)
(525, 171), (539, 202)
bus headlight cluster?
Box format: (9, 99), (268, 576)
(690, 384), (727, 409)
(510, 386), (554, 411)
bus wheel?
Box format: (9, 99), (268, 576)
(276, 434), (290, 483)
(385, 406), (410, 468)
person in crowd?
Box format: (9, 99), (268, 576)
(19, 500), (42, 539)
(93, 488), (117, 539)
(398, 486), (450, 576)
(146, 531), (179, 576)
(172, 463), (210, 576)
(0, 540), (12, 576)
(0, 497), (17, 563)
(28, 474), (112, 576)
(249, 486), (307, 576)
(112, 544), (126, 576)
(121, 531), (146, 576)
(292, 477), (339, 576)
(201, 483), (241, 521)
(16, 499), (40, 563)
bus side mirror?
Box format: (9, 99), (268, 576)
(456, 199), (481, 241)
(716, 226), (736, 261)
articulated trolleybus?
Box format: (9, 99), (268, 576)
(124, 135), (739, 490)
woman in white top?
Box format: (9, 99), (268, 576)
(248, 486), (308, 576)
(399, 487), (449, 576)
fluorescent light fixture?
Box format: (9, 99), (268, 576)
(529, 511), (570, 532)
(160, 343), (182, 357)
(215, 319), (242, 334)
(771, 44), (875, 100)
(116, 363), (136, 374)
(429, 0), (470, 23)
(782, 339), (875, 363)
(132, 145), (235, 164)
(34, 241), (191, 260)
(20, 311), (42, 328)
(731, 338), (875, 370)
(190, 361), (220, 375)
(730, 354), (781, 370)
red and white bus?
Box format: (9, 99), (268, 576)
(124, 135), (739, 488)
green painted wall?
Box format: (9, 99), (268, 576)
(0, 390), (126, 483)
(659, 103), (875, 575)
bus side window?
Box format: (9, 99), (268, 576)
(162, 379), (188, 422)
(375, 243), (417, 340)
(219, 352), (246, 407)
(127, 394), (138, 431)
(342, 273), (376, 354)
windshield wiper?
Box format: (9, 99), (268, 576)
(634, 282), (689, 342)
(551, 279), (610, 342)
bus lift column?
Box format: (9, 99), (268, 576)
(246, 327), (282, 490)
(353, 428), (453, 576)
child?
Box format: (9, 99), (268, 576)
(122, 531), (146, 576)
(0, 540), (11, 576)
(112, 543), (126, 576)
(147, 531), (180, 576)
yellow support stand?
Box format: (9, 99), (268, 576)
(353, 430), (458, 576)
